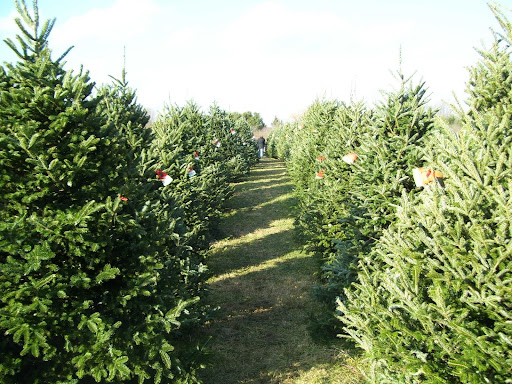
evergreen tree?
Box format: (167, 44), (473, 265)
(228, 111), (265, 131)
(306, 101), (373, 337)
(95, 72), (208, 383)
(339, 4), (512, 382)
(286, 99), (340, 191)
(207, 105), (257, 181)
(331, 71), (436, 311)
(150, 102), (230, 249)
(295, 100), (371, 257)
(340, 105), (512, 384)
(466, 3), (512, 119)
(0, 2), (205, 382)
(266, 119), (295, 160)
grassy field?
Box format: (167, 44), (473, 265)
(199, 158), (366, 384)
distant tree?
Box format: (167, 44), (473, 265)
(271, 116), (282, 127)
(229, 111), (265, 131)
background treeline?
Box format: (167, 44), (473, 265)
(267, 3), (511, 383)
(0, 2), (257, 383)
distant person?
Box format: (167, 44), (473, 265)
(257, 136), (265, 158)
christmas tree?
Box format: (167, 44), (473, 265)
(330, 70), (436, 310)
(150, 102), (233, 250)
(339, 4), (512, 382)
(0, 1), (206, 382)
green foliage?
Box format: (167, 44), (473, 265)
(272, 99), (374, 338)
(337, 5), (512, 382)
(270, 4), (512, 382)
(271, 116), (282, 127)
(340, 110), (512, 383)
(0, 1), (256, 383)
(268, 74), (437, 337)
(228, 110), (265, 131)
(329, 72), (436, 303)
(266, 120), (294, 160)
(149, 102), (258, 249)
(466, 3), (512, 118)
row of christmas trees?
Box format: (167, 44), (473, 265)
(267, 3), (511, 383)
(0, 1), (258, 383)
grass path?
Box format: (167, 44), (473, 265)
(199, 158), (364, 384)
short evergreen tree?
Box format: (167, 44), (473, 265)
(340, 105), (512, 384)
(306, 101), (373, 336)
(266, 120), (295, 160)
(150, 102), (232, 249)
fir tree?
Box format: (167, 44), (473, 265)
(331, 71), (437, 311)
(339, 4), (512, 382)
(466, 3), (512, 118)
(340, 104), (512, 384)
(95, 71), (208, 383)
(150, 102), (231, 249)
(0, 2), (205, 382)
(307, 101), (373, 337)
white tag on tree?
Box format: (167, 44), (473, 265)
(342, 152), (358, 164)
(188, 168), (197, 178)
(413, 167), (443, 187)
(156, 170), (172, 186)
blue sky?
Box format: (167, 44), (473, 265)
(0, 0), (502, 124)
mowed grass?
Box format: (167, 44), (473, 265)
(199, 158), (366, 384)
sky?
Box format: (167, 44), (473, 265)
(0, 0), (505, 125)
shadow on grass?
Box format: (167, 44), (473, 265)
(203, 246), (361, 384)
(201, 158), (364, 384)
(240, 180), (294, 194)
(234, 176), (292, 191)
(217, 195), (296, 239)
(231, 180), (294, 207)
(208, 228), (297, 277)
(247, 166), (287, 177)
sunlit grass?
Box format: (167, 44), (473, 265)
(241, 180), (294, 194)
(222, 192), (294, 217)
(234, 175), (291, 188)
(199, 158), (366, 384)
(212, 218), (294, 249)
(209, 249), (310, 284)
